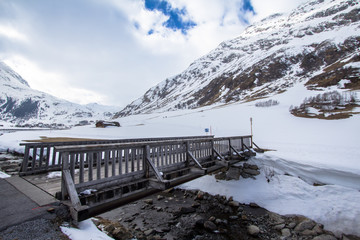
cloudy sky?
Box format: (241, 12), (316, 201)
(0, 0), (307, 108)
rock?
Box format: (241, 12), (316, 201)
(195, 191), (205, 200)
(204, 221), (217, 231)
(112, 227), (133, 239)
(243, 163), (259, 170)
(143, 199), (153, 205)
(274, 223), (286, 230)
(144, 229), (155, 236)
(228, 200), (240, 207)
(157, 195), (165, 200)
(178, 206), (195, 214)
(301, 229), (317, 236)
(208, 216), (216, 222)
(229, 215), (238, 220)
(192, 202), (201, 208)
(312, 234), (337, 240)
(288, 222), (297, 229)
(226, 167), (241, 180)
(215, 219), (223, 225)
(247, 225), (260, 236)
(294, 219), (316, 232)
(155, 206), (163, 212)
(241, 172), (254, 179)
(249, 202), (260, 208)
(215, 172), (226, 180)
(281, 228), (291, 237)
(47, 208), (55, 213)
(243, 168), (260, 176)
(342, 235), (360, 240)
(241, 214), (248, 220)
(195, 218), (205, 228)
(313, 224), (324, 234)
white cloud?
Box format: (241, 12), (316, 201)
(3, 56), (107, 105)
(0, 24), (28, 42)
(0, 0), (309, 108)
(250, 0), (308, 21)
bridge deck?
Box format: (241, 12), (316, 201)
(23, 160), (146, 197)
(19, 135), (256, 222)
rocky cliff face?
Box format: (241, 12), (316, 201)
(0, 62), (115, 127)
(114, 0), (359, 118)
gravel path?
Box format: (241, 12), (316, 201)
(0, 218), (69, 240)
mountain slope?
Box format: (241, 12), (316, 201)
(0, 61), (116, 127)
(115, 0), (360, 117)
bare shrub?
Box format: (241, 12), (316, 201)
(255, 99), (279, 107)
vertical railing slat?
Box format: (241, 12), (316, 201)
(97, 152), (101, 180)
(79, 153), (84, 183)
(32, 147), (37, 170)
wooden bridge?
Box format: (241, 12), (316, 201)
(20, 135), (258, 222)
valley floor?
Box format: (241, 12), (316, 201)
(0, 84), (359, 238)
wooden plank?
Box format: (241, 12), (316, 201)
(125, 149), (129, 174)
(230, 145), (244, 158)
(131, 148), (135, 172)
(187, 151), (204, 170)
(145, 154), (164, 182)
(169, 145), (173, 164)
(111, 150), (116, 176)
(39, 146), (44, 168)
(156, 147), (160, 167)
(79, 153), (84, 183)
(88, 153), (93, 181)
(70, 153), (76, 179)
(63, 169), (82, 209)
(160, 146), (164, 167)
(21, 145), (30, 172)
(213, 147), (225, 161)
(104, 150), (109, 178)
(96, 152), (101, 180)
(136, 148), (141, 171)
(51, 147), (57, 166)
(61, 152), (70, 200)
(118, 149), (123, 175)
(45, 146), (50, 169)
(32, 147), (37, 170)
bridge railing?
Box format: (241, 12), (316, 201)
(19, 136), (213, 176)
(56, 135), (253, 221)
(57, 135), (252, 193)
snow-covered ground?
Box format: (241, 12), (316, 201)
(1, 83), (359, 238)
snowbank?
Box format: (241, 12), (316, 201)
(60, 219), (113, 240)
(180, 156), (360, 236)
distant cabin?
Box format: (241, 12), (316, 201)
(95, 120), (121, 128)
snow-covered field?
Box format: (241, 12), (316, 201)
(1, 83), (359, 237)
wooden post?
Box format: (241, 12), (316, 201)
(21, 145), (30, 173)
(61, 152), (70, 200)
(144, 145), (150, 178)
(185, 141), (190, 167)
(250, 117), (253, 148)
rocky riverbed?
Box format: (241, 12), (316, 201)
(0, 151), (23, 175)
(96, 187), (358, 240)
(1, 153), (359, 240)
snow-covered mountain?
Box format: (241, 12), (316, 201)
(0, 61), (116, 127)
(115, 0), (359, 117)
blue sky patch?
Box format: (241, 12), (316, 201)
(238, 0), (256, 24)
(144, 0), (196, 34)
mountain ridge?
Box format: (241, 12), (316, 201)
(0, 61), (116, 127)
(114, 0), (359, 118)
